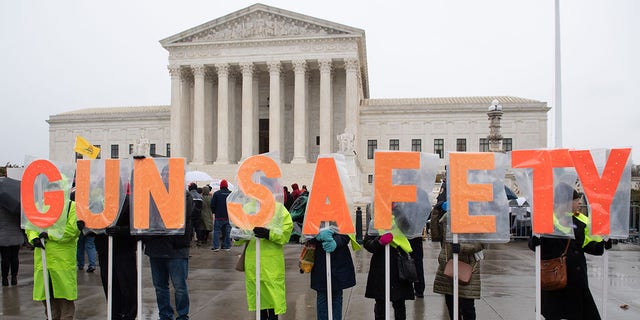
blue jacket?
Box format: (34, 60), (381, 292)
(211, 188), (231, 220)
(310, 234), (356, 292)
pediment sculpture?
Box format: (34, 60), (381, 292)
(177, 11), (348, 43)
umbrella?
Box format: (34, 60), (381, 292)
(185, 171), (214, 183)
(0, 177), (21, 215)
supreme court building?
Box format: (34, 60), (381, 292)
(47, 3), (549, 203)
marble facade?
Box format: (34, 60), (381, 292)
(47, 4), (549, 204)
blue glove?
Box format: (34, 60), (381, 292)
(316, 229), (334, 242)
(322, 239), (337, 253)
(442, 201), (449, 212)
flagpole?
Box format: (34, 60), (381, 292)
(554, 0), (563, 148)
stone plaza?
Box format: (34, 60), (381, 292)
(2, 240), (639, 319)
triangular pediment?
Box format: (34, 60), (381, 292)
(161, 3), (362, 46)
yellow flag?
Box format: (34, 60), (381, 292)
(74, 136), (100, 159)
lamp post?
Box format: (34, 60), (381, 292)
(487, 99), (504, 152)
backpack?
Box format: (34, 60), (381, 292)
(289, 194), (308, 223)
(430, 206), (445, 242)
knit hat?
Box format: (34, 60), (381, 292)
(220, 179), (228, 189)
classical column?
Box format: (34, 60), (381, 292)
(319, 59), (333, 155)
(204, 70), (216, 163)
(192, 64), (206, 164)
(345, 58), (360, 148)
(228, 72), (238, 162)
(214, 63), (230, 164)
(180, 70), (193, 161)
(252, 75), (260, 155)
(241, 62), (255, 160)
(268, 61), (283, 158)
(291, 60), (307, 164)
(168, 65), (182, 158)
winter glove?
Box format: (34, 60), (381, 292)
(530, 235), (541, 247)
(441, 201), (449, 212)
(253, 227), (270, 239)
(378, 232), (393, 246)
(316, 229), (334, 242)
(604, 239), (613, 250)
(322, 239), (337, 253)
(77, 220), (86, 232)
(33, 238), (45, 249)
(451, 243), (461, 254)
(39, 232), (48, 240)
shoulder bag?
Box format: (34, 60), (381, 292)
(443, 243), (474, 285)
(397, 249), (418, 283)
(540, 239), (570, 291)
(235, 242), (249, 272)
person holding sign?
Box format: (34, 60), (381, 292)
(432, 199), (485, 320)
(143, 189), (194, 320)
(363, 226), (415, 320)
(236, 198), (293, 320)
(307, 227), (358, 320)
(529, 184), (610, 320)
(26, 184), (81, 320)
(94, 193), (138, 320)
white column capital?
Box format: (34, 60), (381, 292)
(215, 63), (229, 77)
(240, 62), (254, 76)
(192, 64), (206, 77)
(344, 58), (360, 71)
(318, 59), (333, 73)
(293, 60), (307, 74)
(168, 65), (182, 79)
(267, 61), (281, 74)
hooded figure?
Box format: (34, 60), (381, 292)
(290, 183), (302, 201)
(529, 183), (610, 320)
(26, 176), (81, 319)
(237, 200), (293, 319)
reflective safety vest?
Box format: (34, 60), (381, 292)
(378, 218), (413, 254)
(573, 212), (603, 248)
(348, 234), (362, 251)
(552, 212), (574, 235)
(552, 211), (603, 248)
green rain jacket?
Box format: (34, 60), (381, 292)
(27, 201), (80, 301)
(238, 202), (293, 315)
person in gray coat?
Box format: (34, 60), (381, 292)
(0, 206), (25, 286)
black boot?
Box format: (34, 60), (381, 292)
(1, 277), (8, 286)
(11, 275), (17, 285)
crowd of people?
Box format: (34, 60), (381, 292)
(0, 176), (614, 320)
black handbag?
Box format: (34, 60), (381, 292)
(397, 250), (418, 283)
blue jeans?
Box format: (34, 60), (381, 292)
(77, 234), (97, 268)
(149, 257), (189, 320)
(212, 220), (231, 249)
(317, 290), (343, 320)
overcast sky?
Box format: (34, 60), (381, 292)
(1, 0), (638, 166)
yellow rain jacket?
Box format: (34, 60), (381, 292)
(27, 201), (80, 301)
(238, 202), (293, 315)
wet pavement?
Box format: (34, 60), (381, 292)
(2, 240), (640, 319)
